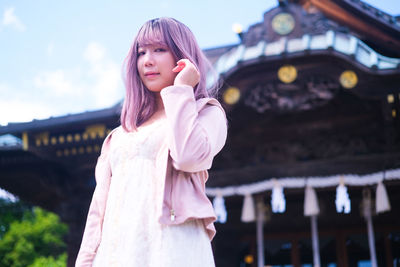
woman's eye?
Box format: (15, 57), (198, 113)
(155, 48), (166, 52)
(137, 51), (145, 56)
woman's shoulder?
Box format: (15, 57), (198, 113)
(99, 126), (123, 153)
(196, 97), (226, 117)
(196, 97), (223, 110)
(107, 125), (124, 138)
(196, 98), (227, 129)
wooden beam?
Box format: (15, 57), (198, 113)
(209, 152), (400, 187)
(307, 0), (400, 52)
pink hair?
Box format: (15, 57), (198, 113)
(120, 17), (219, 131)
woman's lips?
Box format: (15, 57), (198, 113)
(144, 72), (160, 78)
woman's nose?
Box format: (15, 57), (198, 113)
(143, 52), (154, 66)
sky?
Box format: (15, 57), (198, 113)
(0, 0), (399, 126)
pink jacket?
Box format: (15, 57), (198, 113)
(75, 85), (227, 266)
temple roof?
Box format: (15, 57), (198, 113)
(296, 0), (400, 57)
(0, 103), (121, 137)
(214, 31), (400, 78)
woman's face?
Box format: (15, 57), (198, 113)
(137, 44), (177, 92)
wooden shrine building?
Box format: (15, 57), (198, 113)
(1, 0), (400, 266)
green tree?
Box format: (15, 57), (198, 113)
(0, 199), (32, 239)
(29, 253), (67, 267)
(0, 206), (68, 267)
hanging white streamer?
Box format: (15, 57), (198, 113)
(376, 181), (391, 214)
(208, 168), (399, 220)
(304, 186), (320, 216)
(206, 168), (400, 197)
(213, 194), (227, 223)
(241, 194), (256, 222)
(335, 183), (351, 213)
(271, 181), (286, 213)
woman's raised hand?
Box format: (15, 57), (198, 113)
(172, 59), (200, 88)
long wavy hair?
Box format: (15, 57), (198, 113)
(120, 17), (218, 131)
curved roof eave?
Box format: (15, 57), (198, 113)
(214, 31), (400, 78)
(0, 102), (122, 135)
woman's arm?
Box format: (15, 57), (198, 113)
(160, 85), (227, 173)
(75, 133), (114, 266)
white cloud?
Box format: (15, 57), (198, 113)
(33, 69), (80, 96)
(2, 7), (26, 32)
(84, 42), (106, 63)
(1, 42), (124, 126)
(0, 98), (54, 125)
(90, 62), (122, 107)
(0, 82), (62, 125)
(83, 42), (122, 107)
(32, 42), (123, 111)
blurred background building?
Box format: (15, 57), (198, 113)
(1, 0), (400, 266)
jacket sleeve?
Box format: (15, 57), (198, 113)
(160, 85), (227, 173)
(75, 133), (113, 266)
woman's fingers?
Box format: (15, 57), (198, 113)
(172, 60), (186, 72)
(173, 59), (200, 88)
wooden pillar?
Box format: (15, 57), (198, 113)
(384, 231), (394, 267)
(311, 215), (321, 267)
(363, 189), (377, 267)
(291, 238), (301, 267)
(336, 232), (348, 267)
(250, 240), (257, 267)
(256, 197), (265, 267)
(365, 214), (378, 267)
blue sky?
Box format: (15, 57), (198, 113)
(1, 0), (399, 126)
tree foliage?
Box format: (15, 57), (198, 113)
(29, 253), (67, 267)
(0, 205), (68, 267)
(0, 199), (32, 239)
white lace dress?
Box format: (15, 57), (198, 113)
(92, 114), (215, 267)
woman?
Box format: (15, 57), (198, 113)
(76, 17), (227, 267)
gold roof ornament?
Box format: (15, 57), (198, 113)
(94, 145), (100, 153)
(387, 94), (394, 103)
(85, 124), (106, 140)
(278, 65), (297, 83)
(74, 133), (81, 142)
(86, 146), (93, 153)
(35, 132), (49, 147)
(272, 13), (295, 35)
(82, 133), (89, 141)
(339, 70), (358, 89)
(51, 137), (57, 145)
(22, 132), (29, 151)
(223, 87), (241, 105)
